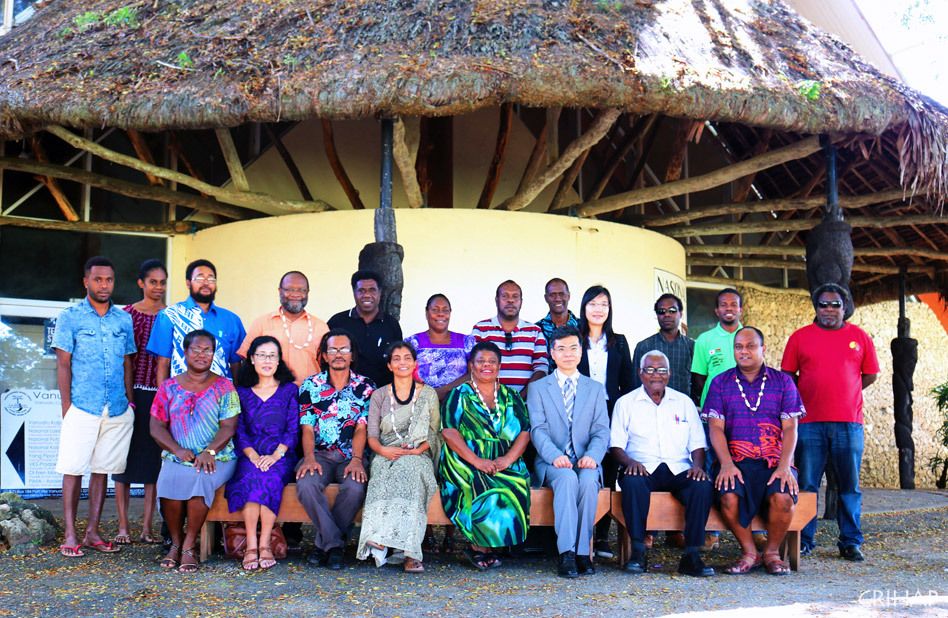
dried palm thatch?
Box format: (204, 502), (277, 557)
(0, 0), (946, 200)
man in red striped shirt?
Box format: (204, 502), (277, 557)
(472, 280), (548, 398)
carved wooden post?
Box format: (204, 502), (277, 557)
(892, 267), (917, 489)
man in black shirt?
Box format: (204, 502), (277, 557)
(327, 269), (402, 387)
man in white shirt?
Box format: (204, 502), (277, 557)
(610, 350), (714, 577)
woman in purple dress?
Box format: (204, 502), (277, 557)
(225, 336), (298, 570)
(406, 294), (475, 401)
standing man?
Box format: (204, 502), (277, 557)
(632, 293), (695, 395)
(238, 271), (328, 385)
(535, 278), (580, 369)
(691, 288), (743, 407)
(296, 330), (374, 570)
(53, 256), (137, 557)
(473, 280), (548, 397)
(146, 259), (246, 384)
(327, 270), (402, 387)
(610, 351), (714, 577)
(703, 327), (805, 575)
(528, 325), (610, 578)
(781, 284), (879, 562)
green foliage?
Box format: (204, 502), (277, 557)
(929, 382), (948, 488)
(595, 0), (621, 11)
(795, 80), (821, 101)
(660, 76), (673, 93)
(73, 11), (101, 31)
(282, 55), (299, 71)
(103, 6), (140, 29)
(177, 52), (195, 68)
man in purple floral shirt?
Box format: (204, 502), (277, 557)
(702, 327), (805, 576)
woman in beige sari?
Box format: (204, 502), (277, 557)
(357, 341), (441, 572)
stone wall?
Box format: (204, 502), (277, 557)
(735, 285), (948, 489)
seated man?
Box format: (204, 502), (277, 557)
(296, 330), (374, 570)
(610, 351), (714, 577)
(703, 327), (805, 576)
(528, 325), (610, 578)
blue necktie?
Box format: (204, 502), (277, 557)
(563, 378), (577, 460)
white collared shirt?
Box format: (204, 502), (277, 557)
(610, 385), (707, 475)
(554, 368), (580, 393)
(586, 335), (609, 399)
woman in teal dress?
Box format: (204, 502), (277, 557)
(439, 341), (531, 570)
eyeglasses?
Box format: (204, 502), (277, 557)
(188, 347), (215, 357)
(253, 353), (279, 361)
(655, 307), (679, 316)
(818, 300), (843, 309)
(641, 367), (669, 375)
(504, 331), (513, 350)
(553, 345), (581, 354)
(280, 287), (308, 295)
(326, 347), (352, 356)
(191, 275), (217, 284)
(587, 302), (610, 310)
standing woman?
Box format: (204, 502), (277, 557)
(577, 285), (635, 558)
(113, 259), (167, 545)
(406, 294), (475, 400)
(357, 341), (440, 573)
(150, 329), (239, 573)
(440, 341), (531, 570)
(225, 336), (298, 570)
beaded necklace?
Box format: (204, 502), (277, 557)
(389, 382), (417, 444)
(470, 379), (501, 425)
(280, 308), (313, 350)
(735, 372), (767, 412)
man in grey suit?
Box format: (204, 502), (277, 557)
(528, 325), (610, 578)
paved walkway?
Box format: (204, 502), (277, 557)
(2, 488), (945, 617)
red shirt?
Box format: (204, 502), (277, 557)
(780, 322), (879, 424)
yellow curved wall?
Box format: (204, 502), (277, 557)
(169, 209), (685, 343)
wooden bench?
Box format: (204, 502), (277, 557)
(200, 484), (613, 561)
(609, 491), (817, 571)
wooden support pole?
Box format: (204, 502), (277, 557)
(731, 129), (773, 202)
(215, 128), (251, 192)
(28, 137), (80, 222)
(477, 103), (514, 209)
(0, 157), (250, 219)
(587, 114), (655, 202)
(167, 131), (213, 199)
(662, 213), (948, 237)
(664, 119), (696, 183)
(644, 188), (907, 227)
(685, 244), (948, 261)
(393, 116), (424, 209)
(686, 255), (936, 275)
(0, 215), (205, 235)
(545, 107), (561, 166)
(126, 130), (165, 186)
(499, 108), (620, 212)
(548, 148), (590, 212)
(321, 119), (364, 210)
(517, 120), (549, 194)
(45, 125), (329, 213)
(572, 135), (824, 218)
(262, 123), (314, 202)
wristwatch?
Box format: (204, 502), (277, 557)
(206, 449), (217, 457)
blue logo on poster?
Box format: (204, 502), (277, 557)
(4, 392), (32, 416)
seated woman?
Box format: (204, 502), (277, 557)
(150, 329), (240, 573)
(224, 336), (299, 570)
(439, 341), (531, 570)
(357, 341), (440, 573)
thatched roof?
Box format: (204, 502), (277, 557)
(2, 0), (947, 196)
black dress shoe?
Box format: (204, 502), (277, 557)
(622, 549), (647, 574)
(677, 552), (714, 577)
(840, 545), (865, 562)
(558, 551), (578, 578)
(576, 554), (595, 575)
(327, 547), (345, 570)
(307, 548), (327, 566)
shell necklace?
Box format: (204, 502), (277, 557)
(735, 372), (767, 412)
(470, 379), (501, 424)
(280, 308), (313, 350)
(389, 381), (417, 444)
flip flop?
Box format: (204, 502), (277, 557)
(113, 534), (132, 545)
(139, 534), (162, 545)
(60, 544), (84, 557)
(84, 541), (121, 553)
(404, 557), (425, 573)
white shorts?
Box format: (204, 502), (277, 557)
(55, 404), (134, 476)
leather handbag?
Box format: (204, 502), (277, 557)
(222, 522), (288, 559)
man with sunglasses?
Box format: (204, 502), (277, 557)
(632, 293), (695, 395)
(781, 283), (879, 562)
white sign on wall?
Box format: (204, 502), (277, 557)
(654, 268), (688, 322)
(0, 389), (104, 494)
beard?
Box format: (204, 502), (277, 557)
(282, 298), (307, 314)
(191, 289), (216, 304)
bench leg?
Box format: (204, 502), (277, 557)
(784, 531), (801, 571)
(199, 522), (212, 563)
(614, 517), (630, 567)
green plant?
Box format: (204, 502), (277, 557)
(928, 382), (948, 488)
(595, 0), (621, 11)
(73, 11), (101, 31)
(795, 79), (821, 101)
(104, 6), (140, 28)
(177, 52), (195, 68)
(282, 55), (299, 71)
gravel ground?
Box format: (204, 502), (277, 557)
(1, 490), (945, 617)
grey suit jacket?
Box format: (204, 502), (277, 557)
(528, 372), (611, 487)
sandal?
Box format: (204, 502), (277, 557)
(725, 552), (762, 574)
(242, 548), (260, 571)
(113, 534), (132, 545)
(440, 535), (459, 554)
(763, 552), (791, 576)
(178, 547), (199, 573)
(462, 547), (489, 571)
(404, 557), (424, 573)
(485, 552), (503, 569)
(422, 536), (439, 554)
(258, 546), (276, 570)
(139, 534), (162, 545)
(160, 544), (181, 569)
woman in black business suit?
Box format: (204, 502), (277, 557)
(577, 285), (635, 559)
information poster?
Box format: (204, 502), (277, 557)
(1, 389), (112, 496)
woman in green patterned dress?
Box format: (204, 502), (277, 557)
(439, 341), (531, 570)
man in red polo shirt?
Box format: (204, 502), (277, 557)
(781, 283), (879, 562)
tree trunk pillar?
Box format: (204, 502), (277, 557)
(363, 119), (404, 321)
(892, 267), (917, 489)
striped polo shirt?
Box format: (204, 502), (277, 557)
(471, 317), (549, 389)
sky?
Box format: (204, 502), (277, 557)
(855, 0), (948, 106)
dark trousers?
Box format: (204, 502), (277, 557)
(295, 451), (367, 552)
(618, 463), (713, 548)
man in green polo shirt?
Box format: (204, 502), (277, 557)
(691, 288), (743, 408)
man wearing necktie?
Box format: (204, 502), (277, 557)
(528, 325), (610, 579)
